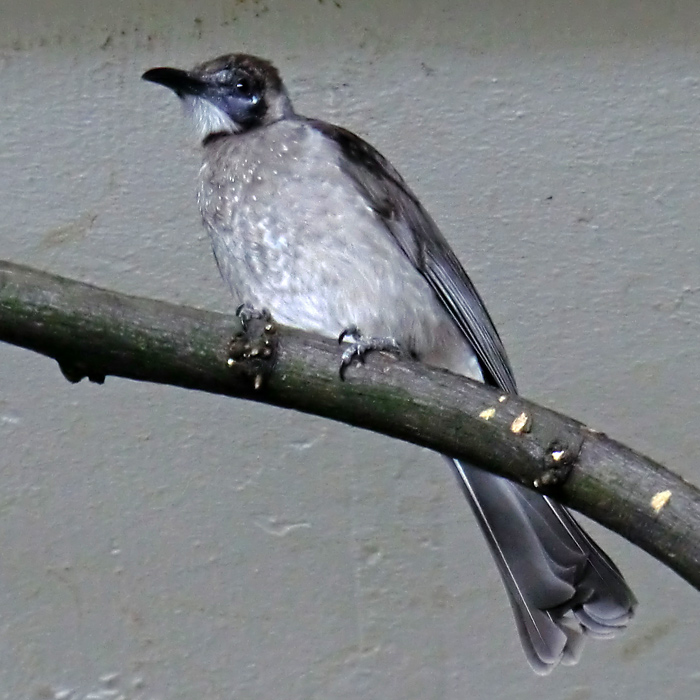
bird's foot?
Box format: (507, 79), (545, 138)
(337, 325), (403, 380)
(235, 303), (268, 328)
(227, 304), (277, 390)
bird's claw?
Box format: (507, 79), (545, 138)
(228, 304), (277, 389)
(236, 302), (268, 329)
(337, 326), (402, 380)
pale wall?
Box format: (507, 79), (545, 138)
(1, 2), (699, 699)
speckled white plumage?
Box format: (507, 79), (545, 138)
(198, 119), (483, 379)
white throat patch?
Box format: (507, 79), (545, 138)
(184, 96), (239, 140)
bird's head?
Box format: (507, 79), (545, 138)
(142, 54), (294, 141)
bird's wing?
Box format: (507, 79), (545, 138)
(308, 120), (517, 393)
(307, 120), (635, 674)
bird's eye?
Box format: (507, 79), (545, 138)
(235, 76), (254, 98)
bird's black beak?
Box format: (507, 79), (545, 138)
(142, 67), (207, 97)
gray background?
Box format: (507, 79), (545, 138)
(1, 1), (698, 699)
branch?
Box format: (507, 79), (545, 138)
(1, 260), (699, 590)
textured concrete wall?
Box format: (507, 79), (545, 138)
(1, 2), (699, 699)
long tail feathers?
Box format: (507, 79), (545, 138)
(449, 459), (636, 675)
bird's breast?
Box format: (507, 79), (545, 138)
(197, 121), (475, 374)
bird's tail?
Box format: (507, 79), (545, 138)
(449, 458), (636, 675)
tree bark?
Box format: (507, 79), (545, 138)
(1, 259), (699, 590)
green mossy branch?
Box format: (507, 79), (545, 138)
(1, 259), (699, 590)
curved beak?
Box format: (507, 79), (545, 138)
(142, 67), (207, 97)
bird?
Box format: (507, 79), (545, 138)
(143, 53), (636, 674)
